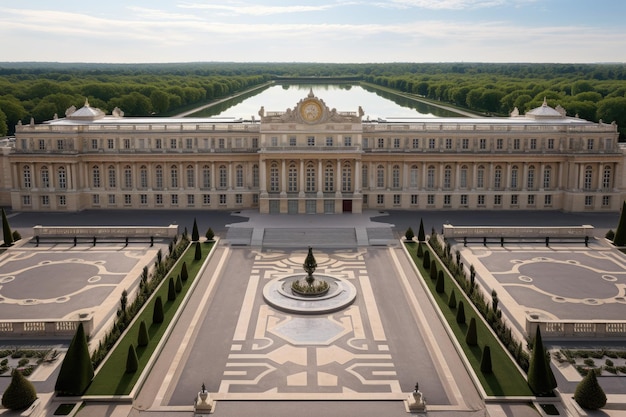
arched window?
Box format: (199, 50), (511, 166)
(392, 165), (400, 189)
(58, 166), (67, 189)
(270, 162), (279, 192)
(460, 165), (468, 189)
(511, 165), (518, 189)
(288, 163), (298, 192)
(91, 166), (100, 188)
(427, 165), (435, 189)
(187, 165), (195, 188)
(376, 164), (385, 188)
(342, 162), (352, 192)
(324, 162), (334, 192)
(443, 165), (452, 189)
(235, 165), (243, 188)
(22, 165), (31, 188)
(603, 165), (612, 190)
(252, 164), (259, 188)
(494, 165), (502, 189)
(362, 164), (368, 188)
(202, 165), (211, 189)
(218, 165), (227, 189)
(527, 165), (535, 190)
(155, 165), (163, 189)
(543, 165), (552, 189)
(583, 165), (593, 190)
(139, 165), (148, 189)
(124, 165), (132, 189)
(410, 164), (419, 188)
(306, 162), (316, 192)
(476, 165), (484, 188)
(41, 166), (50, 188)
(108, 165), (116, 188)
(170, 165), (178, 188)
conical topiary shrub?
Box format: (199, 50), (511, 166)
(191, 218), (200, 242)
(430, 260), (437, 280)
(55, 323), (94, 396)
(574, 370), (606, 410)
(418, 218), (426, 242)
(436, 272), (445, 293)
(194, 241), (202, 260)
(125, 344), (138, 373)
(2, 369), (37, 410)
(527, 326), (557, 396)
(1, 208), (13, 247)
(152, 296), (164, 324)
(405, 227), (414, 241)
(448, 290), (457, 308)
(175, 274), (183, 292)
(456, 301), (466, 324)
(422, 251), (430, 269)
(417, 242), (424, 258)
(180, 261), (188, 282)
(466, 317), (478, 346)
(137, 320), (149, 347)
(480, 345), (492, 373)
(168, 277), (176, 301)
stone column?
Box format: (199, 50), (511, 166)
(259, 159), (267, 196)
(317, 159), (323, 197)
(281, 159), (287, 196)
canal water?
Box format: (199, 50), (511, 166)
(186, 83), (464, 120)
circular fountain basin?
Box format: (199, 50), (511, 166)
(263, 273), (357, 315)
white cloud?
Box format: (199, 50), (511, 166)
(177, 2), (344, 16)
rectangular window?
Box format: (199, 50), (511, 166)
(187, 194), (195, 206)
(496, 138), (503, 150)
(235, 194), (242, 204)
(393, 194), (401, 205)
(411, 195), (418, 205)
(22, 195), (31, 206)
(602, 195), (611, 207)
(91, 139), (98, 150)
(108, 194), (115, 205)
(428, 138), (436, 149)
(124, 194), (132, 205)
(41, 195), (49, 206)
(412, 138), (419, 149)
(123, 138), (131, 149)
(377, 138), (384, 148)
(271, 136), (278, 146)
(289, 136), (297, 146)
(219, 194), (227, 205)
(140, 194), (147, 205)
(326, 136), (333, 147)
(170, 139), (177, 149)
(477, 195), (485, 206)
(203, 194), (210, 205)
(252, 194), (259, 205)
(513, 138), (520, 150)
(393, 138), (400, 148)
(58, 195), (66, 206)
(460, 194), (468, 206)
(443, 195), (451, 206)
(92, 194), (100, 205)
(307, 136), (315, 146)
(344, 136), (352, 147)
(511, 194), (518, 205)
(155, 194), (163, 205)
(107, 139), (114, 149)
(377, 194), (384, 205)
(585, 195), (593, 207)
(156, 139), (162, 149)
(427, 194), (434, 205)
(479, 139), (486, 150)
(462, 138), (469, 149)
(445, 138), (452, 149)
(219, 138), (225, 149)
(57, 140), (65, 150)
(186, 138), (193, 149)
(252, 137), (258, 148)
(587, 139), (594, 150)
(494, 195), (502, 205)
(544, 194), (552, 206)
(530, 138), (537, 150)
(171, 194), (178, 205)
(547, 138), (554, 149)
(528, 195), (535, 205)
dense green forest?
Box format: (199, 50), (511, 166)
(1, 62), (626, 138)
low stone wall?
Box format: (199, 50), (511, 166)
(526, 316), (626, 340)
(0, 314), (94, 339)
(442, 224), (593, 240)
(33, 225), (178, 238)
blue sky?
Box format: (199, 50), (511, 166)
(1, 0), (624, 63)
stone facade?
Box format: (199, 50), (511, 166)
(6, 92), (625, 213)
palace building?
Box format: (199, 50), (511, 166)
(5, 90), (625, 213)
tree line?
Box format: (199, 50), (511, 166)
(1, 62), (626, 138)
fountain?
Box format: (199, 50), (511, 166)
(262, 247), (356, 315)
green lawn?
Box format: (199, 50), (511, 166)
(405, 242), (532, 396)
(86, 241), (214, 396)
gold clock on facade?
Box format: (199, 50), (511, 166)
(301, 100), (322, 122)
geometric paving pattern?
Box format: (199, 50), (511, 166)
(216, 249), (402, 399)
